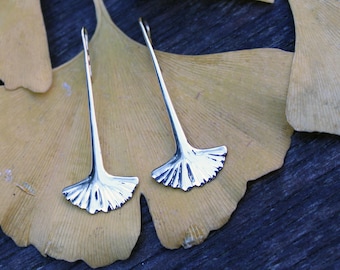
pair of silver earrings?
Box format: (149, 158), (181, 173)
(62, 18), (227, 214)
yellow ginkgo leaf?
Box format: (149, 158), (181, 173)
(0, 0), (292, 267)
(286, 0), (340, 135)
(0, 0), (52, 92)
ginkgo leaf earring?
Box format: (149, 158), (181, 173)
(139, 18), (227, 191)
(62, 27), (139, 214)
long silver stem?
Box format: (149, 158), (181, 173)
(139, 18), (188, 152)
(81, 27), (105, 172)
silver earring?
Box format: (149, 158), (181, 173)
(139, 18), (227, 192)
(62, 27), (138, 214)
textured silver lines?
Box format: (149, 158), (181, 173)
(152, 146), (227, 191)
(62, 173), (138, 214)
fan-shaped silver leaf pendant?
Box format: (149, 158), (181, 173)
(62, 28), (138, 214)
(140, 18), (227, 191)
(152, 146), (227, 191)
(62, 170), (138, 214)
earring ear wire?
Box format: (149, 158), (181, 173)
(139, 18), (152, 45)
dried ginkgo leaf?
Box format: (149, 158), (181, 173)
(286, 0), (340, 135)
(0, 0), (52, 92)
(0, 0), (292, 267)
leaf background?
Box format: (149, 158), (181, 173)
(0, 0), (339, 269)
